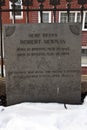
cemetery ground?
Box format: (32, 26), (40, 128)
(0, 75), (87, 130)
(0, 91), (87, 130)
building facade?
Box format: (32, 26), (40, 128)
(1, 0), (87, 75)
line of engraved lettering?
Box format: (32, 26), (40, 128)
(45, 71), (51, 73)
(62, 74), (74, 77)
(20, 40), (41, 44)
(47, 52), (54, 56)
(13, 75), (38, 79)
(17, 53), (26, 56)
(28, 71), (34, 73)
(11, 71), (27, 74)
(27, 48), (31, 51)
(52, 70), (62, 73)
(65, 70), (80, 73)
(31, 52), (45, 56)
(44, 39), (65, 44)
(39, 74), (50, 77)
(17, 48), (26, 51)
(32, 48), (46, 51)
(60, 52), (69, 55)
(52, 74), (60, 77)
(61, 47), (69, 50)
(43, 33), (58, 37)
(47, 47), (55, 51)
(35, 71), (43, 73)
(28, 33), (40, 38)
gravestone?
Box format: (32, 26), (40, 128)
(4, 23), (81, 105)
(0, 27), (1, 58)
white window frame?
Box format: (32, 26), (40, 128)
(9, 0), (23, 20)
(38, 11), (51, 23)
(82, 11), (87, 31)
(81, 46), (87, 67)
(59, 11), (81, 23)
(0, 65), (6, 77)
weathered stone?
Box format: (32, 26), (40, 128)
(4, 23), (81, 105)
(0, 77), (6, 96)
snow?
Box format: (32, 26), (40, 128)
(0, 97), (87, 130)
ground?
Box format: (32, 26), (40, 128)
(0, 97), (87, 130)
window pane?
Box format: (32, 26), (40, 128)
(69, 13), (75, 22)
(43, 13), (49, 23)
(60, 13), (68, 23)
(12, 5), (21, 16)
(11, 0), (22, 17)
(77, 13), (81, 23)
(60, 12), (75, 23)
(60, 12), (81, 23)
(84, 13), (87, 29)
(81, 56), (87, 65)
(82, 49), (87, 56)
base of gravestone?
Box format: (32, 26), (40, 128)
(0, 77), (6, 106)
(0, 76), (87, 106)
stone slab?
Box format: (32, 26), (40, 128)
(4, 23), (81, 105)
(0, 27), (1, 56)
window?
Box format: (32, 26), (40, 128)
(77, 13), (81, 23)
(82, 12), (87, 31)
(81, 47), (87, 66)
(82, 48), (87, 56)
(0, 65), (6, 77)
(38, 11), (51, 23)
(59, 11), (81, 23)
(59, 13), (68, 23)
(9, 0), (23, 19)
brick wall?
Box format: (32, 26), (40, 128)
(82, 32), (87, 46)
(82, 67), (87, 75)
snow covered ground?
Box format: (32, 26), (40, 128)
(0, 97), (87, 130)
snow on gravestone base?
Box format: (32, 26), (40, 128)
(4, 23), (81, 105)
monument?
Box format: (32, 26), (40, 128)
(4, 23), (81, 105)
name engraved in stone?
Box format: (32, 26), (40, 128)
(44, 39), (65, 44)
(20, 40), (41, 44)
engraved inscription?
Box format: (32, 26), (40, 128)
(16, 32), (70, 57)
(4, 23), (81, 105)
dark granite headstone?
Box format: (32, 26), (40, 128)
(4, 23), (81, 105)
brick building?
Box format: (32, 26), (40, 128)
(1, 0), (87, 75)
